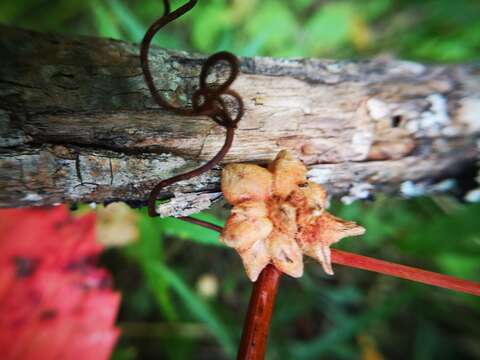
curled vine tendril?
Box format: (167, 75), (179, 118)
(140, 0), (244, 218)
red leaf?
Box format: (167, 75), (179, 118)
(0, 205), (120, 360)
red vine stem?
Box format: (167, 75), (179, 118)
(237, 264), (282, 360)
(185, 218), (480, 296)
(184, 217), (480, 358)
(331, 249), (480, 296)
(232, 248), (480, 360)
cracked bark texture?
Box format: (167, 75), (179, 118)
(1, 26), (479, 214)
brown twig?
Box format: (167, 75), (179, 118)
(147, 126), (235, 217)
(180, 216), (223, 232)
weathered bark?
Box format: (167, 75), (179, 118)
(1, 26), (479, 214)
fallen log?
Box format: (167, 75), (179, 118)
(0, 25), (479, 213)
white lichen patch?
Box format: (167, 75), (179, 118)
(465, 189), (480, 203)
(325, 62), (345, 74)
(458, 97), (480, 132)
(156, 192), (222, 218)
(21, 193), (43, 202)
(341, 182), (374, 205)
(401, 178), (457, 198)
(400, 180), (427, 197)
(421, 94), (450, 130)
(366, 94), (455, 138)
(431, 179), (456, 192)
(388, 60), (426, 76)
(406, 94), (451, 136)
(307, 167), (333, 184)
(366, 98), (391, 120)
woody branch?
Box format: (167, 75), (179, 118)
(1, 25), (479, 210)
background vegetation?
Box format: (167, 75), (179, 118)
(2, 0), (479, 359)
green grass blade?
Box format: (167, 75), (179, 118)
(147, 262), (235, 356)
(127, 214), (178, 321)
(106, 0), (144, 42)
(159, 212), (225, 247)
(91, 0), (123, 39)
(291, 293), (413, 359)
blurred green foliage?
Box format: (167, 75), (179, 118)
(2, 0), (479, 359)
(2, 0), (479, 61)
(106, 197), (480, 359)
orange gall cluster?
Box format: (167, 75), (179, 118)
(220, 150), (365, 281)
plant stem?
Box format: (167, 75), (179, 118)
(237, 264), (282, 360)
(183, 218), (479, 360)
(182, 218), (480, 296)
(331, 249), (480, 296)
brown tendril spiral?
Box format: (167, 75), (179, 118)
(140, 0), (244, 218)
